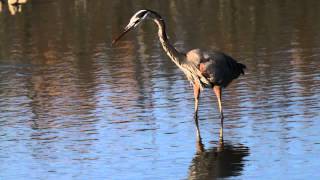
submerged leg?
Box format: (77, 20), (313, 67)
(193, 83), (201, 141)
(213, 86), (224, 140)
(196, 136), (205, 153)
(217, 137), (225, 152)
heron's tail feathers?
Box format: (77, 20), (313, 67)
(237, 63), (246, 75)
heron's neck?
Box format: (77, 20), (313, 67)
(153, 18), (183, 64)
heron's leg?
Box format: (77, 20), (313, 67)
(217, 137), (225, 152)
(193, 83), (201, 141)
(213, 86), (224, 140)
(196, 136), (205, 153)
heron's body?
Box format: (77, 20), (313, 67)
(185, 49), (245, 88)
(112, 10), (246, 141)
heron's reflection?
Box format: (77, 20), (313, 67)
(188, 139), (249, 180)
(0, 0), (28, 15)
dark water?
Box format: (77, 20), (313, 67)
(1, 0), (320, 179)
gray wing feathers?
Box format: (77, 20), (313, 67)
(206, 52), (246, 87)
(186, 49), (246, 88)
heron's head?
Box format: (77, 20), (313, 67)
(112, 10), (151, 45)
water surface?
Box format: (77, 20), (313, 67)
(0, 0), (320, 179)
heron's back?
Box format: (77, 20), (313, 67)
(200, 51), (246, 88)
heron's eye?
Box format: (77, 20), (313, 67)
(135, 19), (140, 24)
(136, 12), (147, 18)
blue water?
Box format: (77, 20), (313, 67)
(0, 0), (320, 179)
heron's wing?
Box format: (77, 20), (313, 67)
(199, 52), (246, 87)
(186, 49), (204, 66)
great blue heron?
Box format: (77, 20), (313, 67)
(112, 9), (246, 140)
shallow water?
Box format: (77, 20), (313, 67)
(0, 0), (320, 179)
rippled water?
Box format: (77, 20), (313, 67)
(1, 0), (320, 179)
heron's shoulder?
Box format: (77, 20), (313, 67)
(187, 49), (228, 59)
(186, 49), (210, 63)
(204, 51), (238, 63)
(186, 49), (210, 57)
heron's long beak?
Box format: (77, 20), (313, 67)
(112, 24), (134, 45)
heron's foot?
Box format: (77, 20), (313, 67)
(220, 113), (224, 121)
(219, 127), (224, 141)
(193, 112), (202, 142)
(196, 132), (202, 142)
(219, 113), (224, 130)
(219, 136), (224, 145)
(194, 113), (198, 120)
(196, 137), (205, 153)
